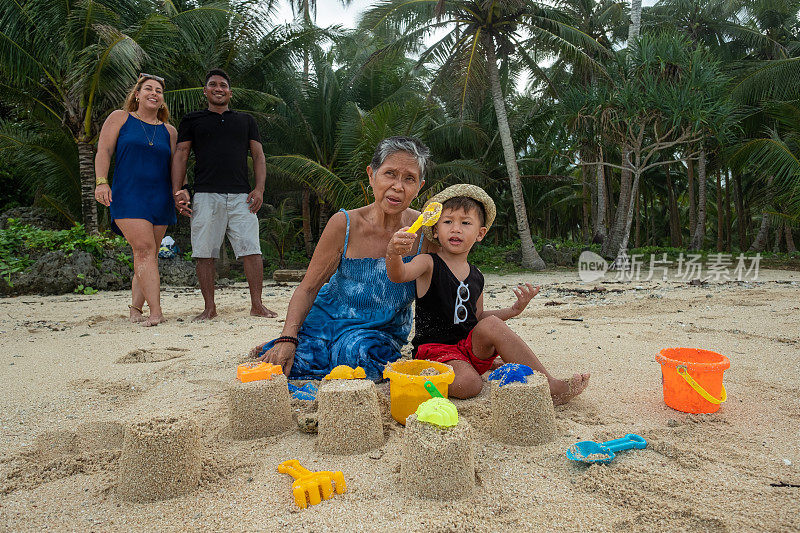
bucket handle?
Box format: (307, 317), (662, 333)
(676, 365), (726, 405)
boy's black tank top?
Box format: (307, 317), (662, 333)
(412, 253), (484, 353)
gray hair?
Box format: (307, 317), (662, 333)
(370, 136), (432, 180)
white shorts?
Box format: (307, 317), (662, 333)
(190, 193), (261, 259)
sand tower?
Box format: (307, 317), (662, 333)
(400, 413), (475, 499)
(491, 371), (557, 445)
(227, 373), (293, 440)
(316, 380), (384, 454)
(117, 416), (201, 502)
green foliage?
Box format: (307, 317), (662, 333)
(2, 0), (799, 264)
(259, 199), (303, 268)
(0, 219), (128, 284)
(74, 273), (98, 295)
(468, 243), (529, 273)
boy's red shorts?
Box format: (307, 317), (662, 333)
(414, 329), (497, 375)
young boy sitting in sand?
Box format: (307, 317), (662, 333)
(386, 184), (590, 402)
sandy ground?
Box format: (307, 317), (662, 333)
(1, 269), (799, 532)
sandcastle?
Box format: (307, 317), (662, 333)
(117, 416), (201, 502)
(227, 373), (293, 440)
(491, 370), (557, 445)
(316, 379), (384, 454)
(401, 413), (475, 499)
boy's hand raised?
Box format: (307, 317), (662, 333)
(387, 227), (415, 256)
(511, 283), (540, 316)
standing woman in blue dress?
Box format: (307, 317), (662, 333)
(94, 74), (177, 326)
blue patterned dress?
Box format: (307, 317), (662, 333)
(258, 210), (421, 380)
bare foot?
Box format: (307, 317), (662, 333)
(141, 315), (164, 327)
(250, 304), (277, 318)
(129, 305), (145, 323)
(193, 307), (217, 321)
(550, 373), (590, 406)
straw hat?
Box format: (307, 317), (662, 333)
(421, 184), (496, 245)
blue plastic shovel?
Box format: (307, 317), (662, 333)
(566, 433), (647, 464)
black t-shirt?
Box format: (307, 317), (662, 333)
(177, 109), (261, 193)
(412, 253), (484, 353)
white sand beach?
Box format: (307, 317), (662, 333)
(1, 270), (799, 531)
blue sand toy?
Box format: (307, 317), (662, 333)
(566, 433), (647, 464)
(288, 382), (318, 401)
(488, 363), (535, 386)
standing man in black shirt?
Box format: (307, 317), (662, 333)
(172, 69), (276, 320)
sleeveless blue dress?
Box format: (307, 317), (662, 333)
(258, 210), (422, 380)
(110, 114), (175, 234)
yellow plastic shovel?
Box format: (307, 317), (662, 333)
(407, 202), (443, 233)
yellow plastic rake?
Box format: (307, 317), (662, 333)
(277, 459), (347, 509)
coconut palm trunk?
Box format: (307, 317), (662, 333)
(690, 148), (707, 249)
(615, 168), (642, 265)
(724, 170), (732, 250)
(601, 152), (632, 257)
(748, 175), (774, 252)
(773, 224), (782, 252)
(581, 160), (591, 242)
(749, 213), (770, 252)
(594, 154), (606, 242)
(785, 224), (796, 253)
(78, 140), (98, 233)
(716, 169), (724, 251)
(666, 164), (682, 246)
(628, 0), (643, 42)
(687, 156), (696, 237)
(733, 172), (746, 250)
(485, 37), (544, 270)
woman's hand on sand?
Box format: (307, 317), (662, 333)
(94, 184), (112, 206)
(387, 227), (415, 256)
(256, 341), (296, 376)
(511, 283), (539, 316)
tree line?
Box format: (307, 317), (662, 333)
(1, 0), (798, 268)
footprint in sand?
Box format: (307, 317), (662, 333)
(1, 421), (126, 496)
(117, 347), (189, 364)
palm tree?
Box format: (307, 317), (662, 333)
(730, 70), (800, 244)
(263, 42), (486, 215)
(362, 0), (608, 269)
(0, 0), (282, 231)
(571, 34), (731, 261)
(542, 0), (625, 243)
(628, 0), (642, 41)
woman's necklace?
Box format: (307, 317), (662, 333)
(133, 112), (159, 146)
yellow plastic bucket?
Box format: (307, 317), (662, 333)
(655, 347), (730, 414)
(383, 360), (455, 424)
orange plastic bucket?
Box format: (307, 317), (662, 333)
(655, 348), (730, 414)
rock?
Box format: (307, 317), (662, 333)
(158, 257), (197, 286)
(11, 248), (133, 295)
(273, 270), (307, 282)
(539, 244), (578, 266)
(0, 207), (65, 230)
(503, 249), (522, 264)
(15, 250), (99, 294)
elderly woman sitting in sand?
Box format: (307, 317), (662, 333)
(250, 136), (432, 379)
